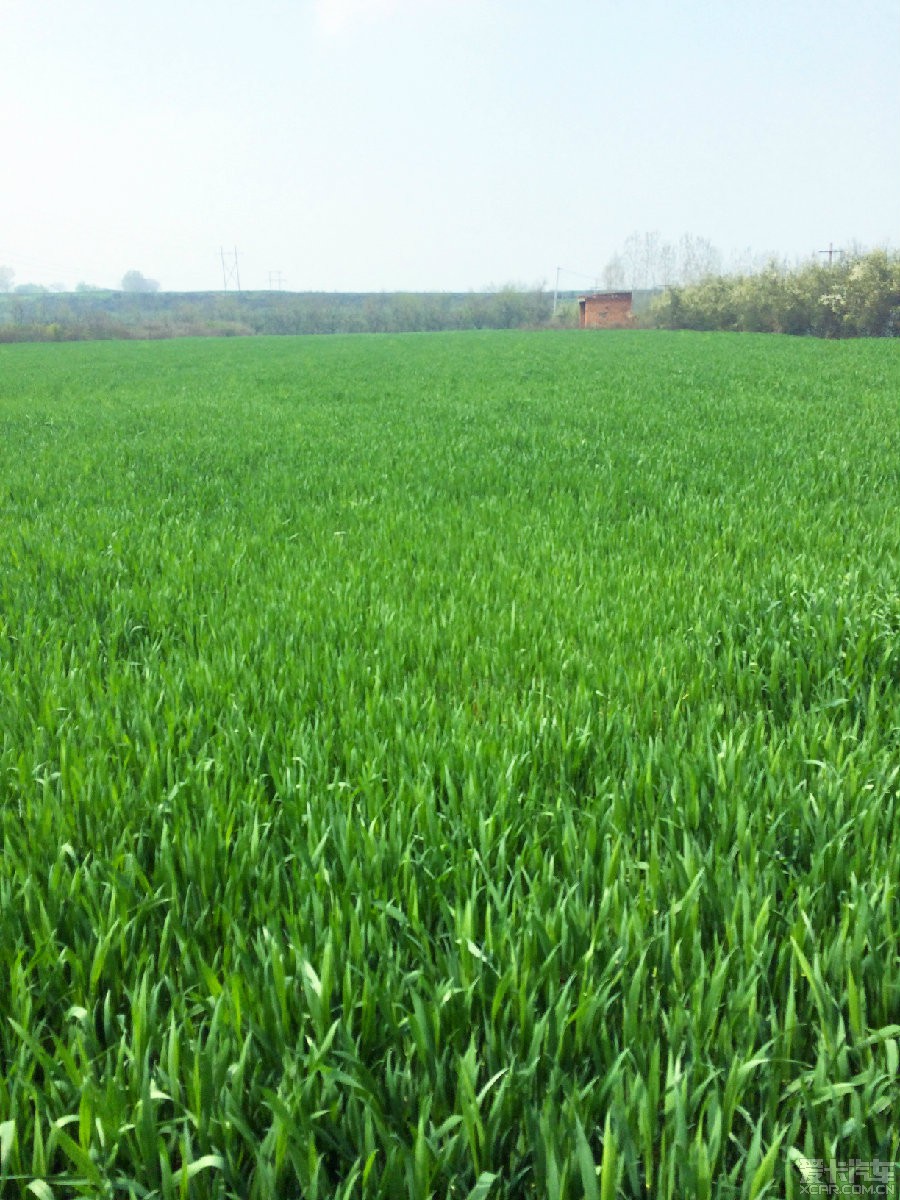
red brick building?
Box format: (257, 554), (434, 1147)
(578, 292), (634, 329)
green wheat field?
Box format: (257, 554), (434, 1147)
(1, 331), (899, 1199)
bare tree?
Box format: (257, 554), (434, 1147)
(678, 234), (721, 283)
(658, 242), (678, 287)
(602, 255), (626, 288)
(603, 232), (724, 290)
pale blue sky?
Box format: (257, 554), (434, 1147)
(1, 0), (897, 292)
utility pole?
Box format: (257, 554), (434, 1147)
(220, 246), (241, 291)
(268, 271), (286, 290)
(818, 242), (844, 267)
(553, 267), (604, 317)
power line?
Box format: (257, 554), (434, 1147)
(818, 242), (844, 266)
(0, 249), (112, 287)
(553, 266), (602, 315)
(555, 266), (604, 282)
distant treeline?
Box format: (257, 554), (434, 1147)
(0, 287), (562, 342)
(651, 249), (900, 337)
(2, 252), (897, 342)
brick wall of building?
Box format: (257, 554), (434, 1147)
(579, 292), (634, 329)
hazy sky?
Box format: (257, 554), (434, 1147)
(2, 0), (897, 292)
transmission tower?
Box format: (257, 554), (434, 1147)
(220, 246), (241, 291)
